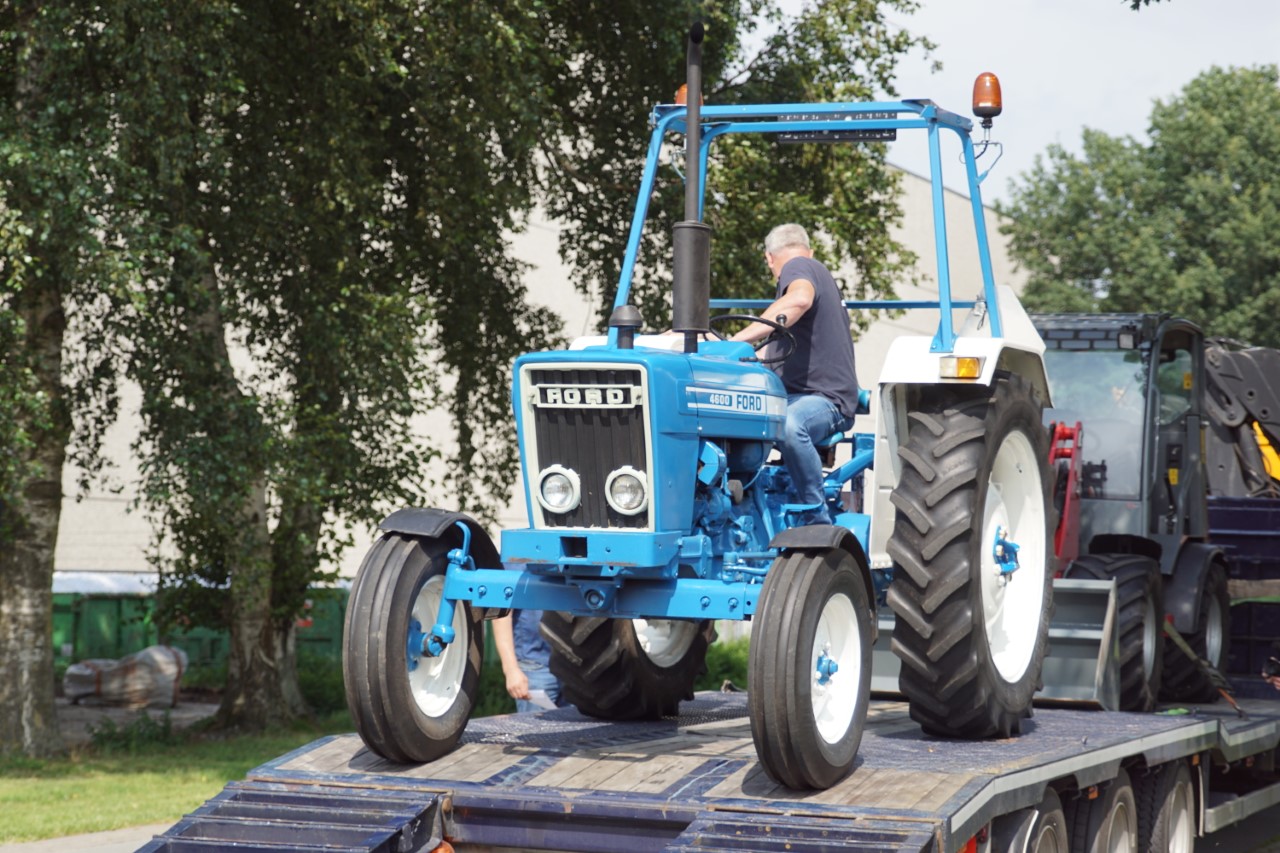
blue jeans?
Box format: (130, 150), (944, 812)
(514, 662), (563, 713)
(783, 394), (852, 525)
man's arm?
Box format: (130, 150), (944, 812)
(491, 613), (531, 701)
(731, 279), (815, 343)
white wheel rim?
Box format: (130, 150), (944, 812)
(1169, 778), (1195, 853)
(1031, 820), (1065, 853)
(979, 428), (1047, 683)
(407, 576), (467, 718)
(633, 618), (698, 668)
(811, 591), (861, 745)
(1104, 799), (1135, 853)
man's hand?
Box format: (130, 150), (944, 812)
(505, 667), (531, 701)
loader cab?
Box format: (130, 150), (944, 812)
(1035, 314), (1208, 572)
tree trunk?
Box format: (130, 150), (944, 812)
(183, 277), (305, 730)
(216, 479), (305, 729)
(0, 286), (67, 758)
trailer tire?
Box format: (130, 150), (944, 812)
(1066, 767), (1138, 853)
(886, 371), (1053, 739)
(1134, 760), (1195, 853)
(542, 614), (715, 719)
(1160, 562), (1229, 703)
(343, 533), (482, 763)
(990, 787), (1069, 853)
(748, 548), (872, 790)
(1062, 554), (1163, 712)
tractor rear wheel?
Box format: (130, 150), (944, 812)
(748, 548), (872, 789)
(1063, 554), (1163, 712)
(542, 614), (715, 719)
(886, 371), (1053, 739)
(343, 532), (482, 763)
(1160, 562), (1230, 703)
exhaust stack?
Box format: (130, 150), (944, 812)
(671, 22), (711, 354)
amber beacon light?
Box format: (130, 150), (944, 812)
(972, 71), (1002, 129)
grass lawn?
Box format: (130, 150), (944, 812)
(0, 712), (353, 843)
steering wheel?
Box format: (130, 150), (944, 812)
(707, 313), (797, 364)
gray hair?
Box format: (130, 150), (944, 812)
(764, 223), (810, 255)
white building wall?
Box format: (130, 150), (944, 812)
(55, 169), (1026, 580)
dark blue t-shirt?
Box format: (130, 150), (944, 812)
(774, 256), (859, 418)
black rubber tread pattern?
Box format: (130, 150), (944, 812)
(342, 532), (482, 763)
(747, 548), (873, 790)
(1062, 554), (1164, 712)
(1064, 768), (1137, 853)
(541, 614), (716, 720)
(1133, 760), (1194, 853)
(991, 787), (1069, 853)
(1160, 562), (1230, 703)
(886, 371), (1053, 739)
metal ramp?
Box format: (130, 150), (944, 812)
(134, 780), (443, 853)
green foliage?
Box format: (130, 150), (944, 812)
(697, 634), (750, 691)
(88, 712), (178, 753)
(1000, 66), (1280, 348)
(296, 651), (346, 716)
(541, 0), (930, 333)
(473, 658), (518, 718)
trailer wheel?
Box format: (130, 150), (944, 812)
(542, 614), (715, 719)
(748, 548), (872, 789)
(1134, 761), (1195, 853)
(1066, 768), (1138, 853)
(1063, 554), (1163, 712)
(886, 371), (1052, 739)
(1160, 562), (1229, 703)
(990, 787), (1069, 853)
(343, 533), (481, 763)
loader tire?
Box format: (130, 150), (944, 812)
(343, 532), (482, 763)
(1160, 562), (1230, 703)
(1063, 553), (1163, 712)
(886, 371), (1053, 739)
(542, 614), (715, 719)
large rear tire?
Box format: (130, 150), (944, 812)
(343, 533), (482, 763)
(1160, 562), (1229, 703)
(1134, 760), (1195, 853)
(886, 371), (1053, 739)
(542, 614), (715, 719)
(748, 548), (872, 790)
(1063, 554), (1163, 712)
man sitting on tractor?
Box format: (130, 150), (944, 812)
(732, 223), (859, 524)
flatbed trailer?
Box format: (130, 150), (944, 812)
(141, 691), (1280, 853)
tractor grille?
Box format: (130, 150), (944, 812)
(525, 365), (649, 529)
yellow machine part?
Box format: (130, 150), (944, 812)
(1253, 420), (1280, 482)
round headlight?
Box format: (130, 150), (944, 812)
(537, 465), (580, 514)
(605, 466), (648, 515)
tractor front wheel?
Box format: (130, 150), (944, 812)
(343, 532), (482, 763)
(748, 548), (872, 789)
(886, 371), (1053, 739)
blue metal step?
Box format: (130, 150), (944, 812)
(664, 813), (936, 852)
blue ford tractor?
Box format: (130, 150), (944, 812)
(344, 26), (1054, 790)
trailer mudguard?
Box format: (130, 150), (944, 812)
(769, 525), (877, 636)
(1164, 541), (1225, 634)
(378, 507), (508, 620)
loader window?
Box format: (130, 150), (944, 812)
(1156, 348), (1193, 425)
(1042, 347), (1146, 500)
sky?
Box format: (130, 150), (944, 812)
(855, 0), (1280, 203)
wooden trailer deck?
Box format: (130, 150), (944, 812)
(139, 691), (1280, 852)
